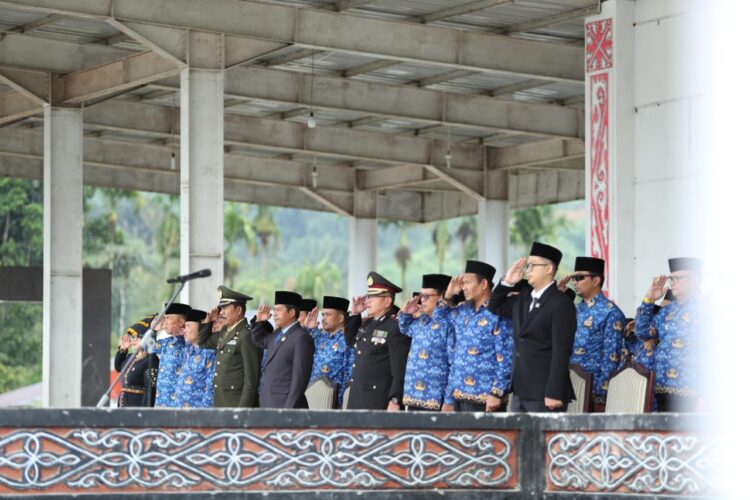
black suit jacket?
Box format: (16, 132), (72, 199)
(250, 321), (314, 409)
(489, 280), (577, 402)
(344, 309), (411, 410)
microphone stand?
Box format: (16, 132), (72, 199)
(96, 281), (185, 408)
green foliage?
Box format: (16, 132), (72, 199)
(0, 178), (43, 266)
(295, 258), (343, 302)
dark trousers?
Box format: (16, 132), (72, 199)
(455, 400), (485, 412)
(655, 393), (697, 412)
(510, 396), (567, 413)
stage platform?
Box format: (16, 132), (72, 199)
(0, 409), (714, 498)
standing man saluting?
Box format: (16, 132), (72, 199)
(490, 242), (577, 413)
(345, 272), (411, 411)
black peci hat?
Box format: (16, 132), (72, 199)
(300, 299), (317, 312)
(275, 291), (303, 308)
(668, 257), (702, 273)
(574, 257), (605, 276)
(186, 309), (207, 323)
(530, 241), (563, 267)
(322, 296), (349, 311)
(164, 302), (191, 316)
(422, 274), (451, 291)
(465, 260), (496, 282)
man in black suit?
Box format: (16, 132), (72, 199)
(345, 272), (411, 411)
(250, 291), (314, 409)
(489, 242), (577, 413)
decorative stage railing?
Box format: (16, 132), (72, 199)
(0, 410), (714, 498)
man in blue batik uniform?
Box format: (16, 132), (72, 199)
(398, 274), (454, 411)
(635, 257), (703, 412)
(153, 302), (190, 408)
(561, 257), (625, 411)
(176, 309), (216, 408)
(436, 260), (513, 413)
(303, 296), (354, 408)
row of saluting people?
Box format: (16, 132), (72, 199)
(115, 240), (701, 413)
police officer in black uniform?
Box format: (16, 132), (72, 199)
(114, 315), (160, 408)
(345, 272), (411, 411)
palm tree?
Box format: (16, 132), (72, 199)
(251, 206), (280, 301)
(455, 216), (477, 263)
(432, 220), (451, 273)
(510, 206), (569, 250)
(224, 202), (256, 287)
(296, 257), (343, 301)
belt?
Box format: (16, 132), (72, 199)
(121, 387), (146, 395)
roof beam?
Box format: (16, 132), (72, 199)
(489, 138), (585, 170)
(7, 13), (64, 33)
(209, 67), (580, 139)
(0, 67), (49, 105)
(0, 91), (42, 125)
(416, 69), (479, 88)
(419, 0), (512, 24)
(343, 59), (399, 78)
(490, 78), (548, 97)
(501, 4), (601, 35)
(357, 164), (436, 191)
(0, 0), (583, 82)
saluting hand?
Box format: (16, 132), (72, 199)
(205, 308), (219, 323)
(504, 258), (526, 285)
(118, 334), (133, 351)
(557, 274), (572, 292)
(351, 295), (366, 315)
(402, 295), (420, 315)
(646, 275), (668, 301)
(444, 275), (462, 300)
(256, 304), (271, 322)
(305, 307), (319, 329)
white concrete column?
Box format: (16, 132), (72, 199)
(584, 0), (636, 311)
(180, 32), (224, 308)
(477, 198), (510, 275)
(347, 217), (377, 299)
(43, 106), (83, 408)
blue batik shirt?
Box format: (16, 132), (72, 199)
(635, 296), (701, 396)
(434, 299), (513, 404)
(398, 311), (455, 410)
(569, 292), (626, 397)
(153, 335), (186, 408)
(308, 328), (354, 407)
(175, 344), (216, 408)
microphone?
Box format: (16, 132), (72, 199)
(166, 268), (212, 284)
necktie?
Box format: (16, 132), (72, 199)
(273, 328), (284, 347)
(529, 297), (538, 312)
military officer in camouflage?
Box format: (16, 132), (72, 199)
(345, 272), (411, 411)
(563, 257), (626, 411)
(634, 257), (703, 412)
(199, 286), (262, 407)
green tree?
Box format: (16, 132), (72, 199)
(295, 257), (343, 301)
(0, 178), (43, 393)
(251, 206), (280, 300)
(510, 205), (569, 251)
(432, 220), (451, 273)
(379, 220), (412, 301)
(224, 201), (256, 287)
(455, 216), (478, 263)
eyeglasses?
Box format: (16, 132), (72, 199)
(524, 263), (549, 272)
(668, 275), (691, 283)
(419, 293), (440, 300)
(571, 274), (594, 282)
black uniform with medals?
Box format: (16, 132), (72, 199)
(345, 272), (411, 410)
(115, 316), (159, 408)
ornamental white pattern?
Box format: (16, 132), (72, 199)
(547, 432), (719, 495)
(0, 428), (513, 491)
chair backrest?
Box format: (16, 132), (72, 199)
(605, 363), (655, 413)
(341, 382), (351, 410)
(567, 364), (593, 413)
(305, 377), (338, 410)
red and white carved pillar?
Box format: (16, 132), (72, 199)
(585, 0), (636, 312)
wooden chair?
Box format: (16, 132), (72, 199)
(567, 364), (593, 413)
(341, 382), (351, 410)
(604, 363), (655, 413)
(304, 377), (338, 410)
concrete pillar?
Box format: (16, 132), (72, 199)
(477, 198), (510, 276)
(180, 32), (225, 308)
(43, 106), (83, 407)
(347, 217), (377, 299)
(584, 0), (636, 311)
